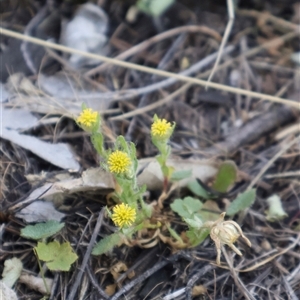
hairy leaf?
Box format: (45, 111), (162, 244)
(171, 169), (192, 181)
(212, 160), (237, 193)
(187, 180), (210, 199)
(92, 233), (122, 256)
(226, 189), (256, 216)
(20, 221), (65, 240)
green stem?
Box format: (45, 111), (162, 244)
(33, 248), (50, 295)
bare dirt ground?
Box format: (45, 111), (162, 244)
(1, 0), (300, 299)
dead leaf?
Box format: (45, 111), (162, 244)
(15, 201), (66, 223)
(0, 281), (18, 300)
(19, 168), (115, 209)
(1, 127), (80, 171)
(192, 285), (207, 296)
(2, 258), (22, 288)
(2, 107), (39, 130)
(105, 284), (116, 296)
(110, 262), (128, 280)
(19, 274), (52, 295)
(137, 158), (218, 190)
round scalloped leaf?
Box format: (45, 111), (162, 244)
(171, 197), (203, 219)
(21, 221), (65, 240)
(35, 241), (78, 271)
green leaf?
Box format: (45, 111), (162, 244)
(91, 132), (105, 157)
(116, 135), (129, 153)
(167, 226), (184, 245)
(129, 142), (138, 172)
(183, 214), (203, 229)
(171, 169), (192, 181)
(265, 194), (288, 222)
(21, 221), (65, 240)
(92, 233), (122, 256)
(137, 0), (175, 17)
(187, 180), (210, 199)
(226, 189), (256, 216)
(186, 228), (210, 247)
(141, 202), (153, 218)
(212, 161), (237, 193)
(193, 200), (221, 223)
(35, 241), (78, 271)
(171, 197), (203, 219)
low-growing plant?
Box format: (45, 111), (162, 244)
(76, 105), (254, 264)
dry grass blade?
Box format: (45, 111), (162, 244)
(85, 25), (222, 76)
(0, 27), (299, 109)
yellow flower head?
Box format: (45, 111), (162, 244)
(77, 108), (98, 128)
(111, 203), (136, 228)
(151, 118), (172, 138)
(108, 150), (131, 174)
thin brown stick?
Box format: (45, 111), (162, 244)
(223, 248), (255, 300)
(85, 25), (222, 76)
(237, 9), (300, 32)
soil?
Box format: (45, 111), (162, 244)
(1, 0), (300, 299)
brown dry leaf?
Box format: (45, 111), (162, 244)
(192, 285), (207, 296)
(127, 270), (135, 279)
(110, 262), (128, 280)
(20, 168), (115, 209)
(158, 232), (187, 249)
(105, 284), (116, 296)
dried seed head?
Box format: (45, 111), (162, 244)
(208, 212), (251, 265)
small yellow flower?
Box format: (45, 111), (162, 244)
(108, 150), (131, 174)
(151, 118), (171, 137)
(77, 108), (98, 128)
(111, 203), (136, 228)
